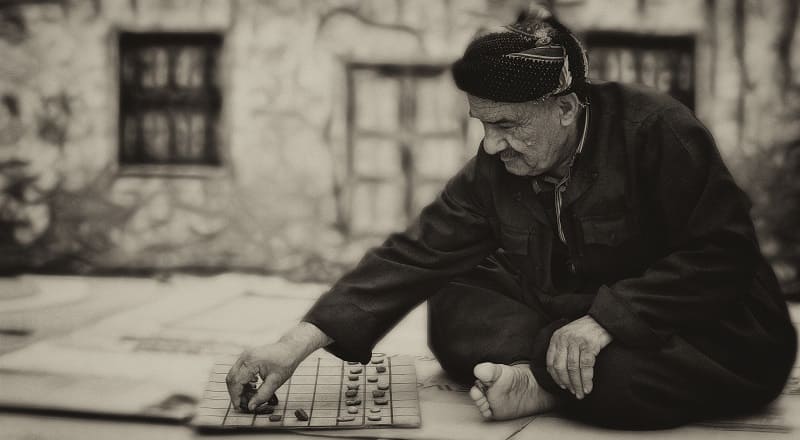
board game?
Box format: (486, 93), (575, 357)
(192, 353), (421, 431)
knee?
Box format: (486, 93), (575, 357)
(568, 345), (691, 430)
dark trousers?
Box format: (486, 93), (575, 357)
(427, 258), (793, 429)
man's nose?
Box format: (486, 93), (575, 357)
(482, 128), (508, 155)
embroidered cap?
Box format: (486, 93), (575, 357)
(452, 9), (589, 103)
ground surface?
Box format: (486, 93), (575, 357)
(0, 273), (798, 440)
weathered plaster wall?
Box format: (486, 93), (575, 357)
(0, 0), (522, 277)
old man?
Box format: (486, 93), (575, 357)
(227, 12), (796, 429)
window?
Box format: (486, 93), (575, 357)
(118, 32), (222, 166)
(583, 32), (695, 109)
(346, 64), (469, 236)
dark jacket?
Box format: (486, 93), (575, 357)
(304, 82), (796, 381)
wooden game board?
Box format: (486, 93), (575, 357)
(192, 354), (421, 431)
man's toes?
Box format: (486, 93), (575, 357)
(479, 400), (491, 413)
(479, 406), (493, 419)
(469, 386), (485, 402)
(473, 362), (502, 385)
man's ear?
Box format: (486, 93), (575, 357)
(555, 93), (581, 126)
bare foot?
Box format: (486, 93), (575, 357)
(469, 362), (561, 420)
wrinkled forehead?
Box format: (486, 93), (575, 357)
(467, 94), (546, 121)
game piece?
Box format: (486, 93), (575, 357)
(193, 355), (421, 431)
(376, 366), (387, 373)
(350, 367), (363, 374)
(371, 358), (384, 364)
(254, 405), (274, 415)
(347, 361), (358, 365)
(348, 374), (359, 381)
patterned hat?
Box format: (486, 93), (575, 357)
(452, 9), (589, 103)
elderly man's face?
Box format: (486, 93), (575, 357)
(468, 94), (572, 177)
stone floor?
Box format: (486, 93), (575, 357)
(0, 273), (797, 440)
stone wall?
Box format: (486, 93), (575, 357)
(0, 0), (798, 286)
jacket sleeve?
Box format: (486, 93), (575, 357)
(588, 105), (762, 348)
(303, 151), (499, 363)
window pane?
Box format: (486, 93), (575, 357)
(353, 70), (399, 132)
(413, 137), (466, 180)
(618, 49), (637, 83)
(415, 74), (465, 134)
(655, 52), (674, 93)
(140, 47), (169, 88)
(121, 52), (137, 86)
(174, 47), (205, 88)
(352, 138), (402, 178)
(121, 115), (139, 160)
(351, 181), (406, 234)
(174, 112), (206, 161)
(142, 111), (170, 162)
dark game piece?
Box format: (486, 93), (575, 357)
(345, 399), (361, 406)
(345, 390), (358, 398)
(253, 404), (274, 415)
(295, 409), (309, 421)
(368, 415), (382, 421)
(337, 415), (355, 422)
(347, 361), (358, 365)
(269, 414), (282, 422)
(367, 376), (378, 383)
(346, 384), (360, 390)
(376, 366), (387, 373)
(372, 390), (385, 398)
(374, 398), (388, 405)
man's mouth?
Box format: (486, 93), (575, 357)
(500, 150), (518, 162)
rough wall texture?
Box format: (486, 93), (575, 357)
(0, 0), (798, 286)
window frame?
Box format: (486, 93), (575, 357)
(117, 32), (224, 170)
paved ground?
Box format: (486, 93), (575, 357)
(0, 274), (798, 440)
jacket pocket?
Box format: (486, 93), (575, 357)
(499, 225), (531, 255)
(580, 214), (635, 247)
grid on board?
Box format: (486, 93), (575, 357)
(193, 354), (421, 430)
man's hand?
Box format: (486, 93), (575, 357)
(546, 315), (612, 400)
(226, 322), (333, 412)
(226, 342), (302, 412)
